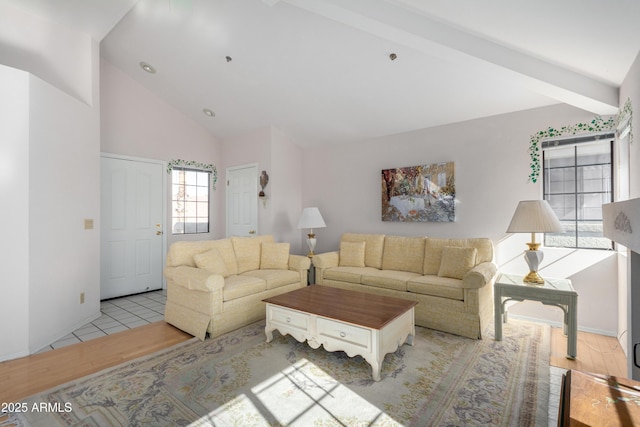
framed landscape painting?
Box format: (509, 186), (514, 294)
(381, 162), (455, 222)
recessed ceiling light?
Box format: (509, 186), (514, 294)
(203, 108), (215, 117)
(140, 62), (156, 73)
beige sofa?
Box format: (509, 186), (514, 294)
(313, 233), (497, 339)
(164, 235), (310, 340)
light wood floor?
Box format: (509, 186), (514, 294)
(550, 326), (627, 377)
(0, 322), (628, 405)
(0, 322), (191, 404)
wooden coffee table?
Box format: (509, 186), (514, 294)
(263, 285), (417, 381)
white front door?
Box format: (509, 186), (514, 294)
(226, 164), (258, 237)
(101, 155), (165, 300)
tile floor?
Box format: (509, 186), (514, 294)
(41, 290), (564, 425)
(42, 290), (166, 352)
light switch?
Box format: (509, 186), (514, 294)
(84, 219), (94, 230)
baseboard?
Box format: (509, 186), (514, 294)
(507, 314), (616, 337)
(29, 311), (102, 355)
(0, 349), (29, 363)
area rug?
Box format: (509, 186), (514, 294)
(4, 319), (549, 427)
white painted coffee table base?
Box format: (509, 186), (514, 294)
(265, 304), (415, 381)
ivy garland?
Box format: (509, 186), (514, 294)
(528, 98), (633, 183)
(619, 97), (634, 143)
(167, 159), (218, 190)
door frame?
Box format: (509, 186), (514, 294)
(100, 152), (167, 290)
(226, 163), (259, 237)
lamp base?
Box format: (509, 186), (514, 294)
(523, 270), (545, 285)
(523, 247), (545, 285)
(306, 233), (316, 258)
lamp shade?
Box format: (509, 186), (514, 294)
(297, 207), (326, 229)
(506, 200), (563, 233)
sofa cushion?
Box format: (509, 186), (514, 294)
(193, 248), (230, 278)
(361, 269), (421, 292)
(223, 275), (266, 301)
(209, 239), (239, 276)
(339, 241), (366, 267)
(438, 246), (477, 280)
(408, 275), (465, 300)
(324, 266), (379, 283)
(261, 242), (290, 270)
(424, 238), (493, 275)
(381, 235), (426, 274)
(242, 269), (300, 290)
(168, 240), (215, 267)
(341, 233), (385, 269)
(232, 235), (275, 274)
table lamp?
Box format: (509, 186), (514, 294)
(297, 207), (326, 257)
(506, 200), (564, 284)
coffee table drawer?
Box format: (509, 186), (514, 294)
(317, 318), (371, 349)
(268, 306), (309, 332)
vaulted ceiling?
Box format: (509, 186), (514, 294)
(7, 0), (640, 147)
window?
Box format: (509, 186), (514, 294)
(172, 168), (210, 234)
(543, 136), (613, 249)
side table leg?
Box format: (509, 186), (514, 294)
(494, 290), (503, 341)
(567, 297), (578, 359)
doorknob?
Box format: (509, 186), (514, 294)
(249, 230), (256, 235)
(156, 231), (163, 235)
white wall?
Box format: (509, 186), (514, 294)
(0, 65), (30, 360)
(221, 127), (271, 238)
(0, 2), (94, 106)
(621, 52), (640, 199)
(302, 103), (620, 335)
(0, 4), (102, 361)
(270, 127), (303, 254)
(100, 60), (224, 245)
(28, 73), (101, 352)
(221, 126), (304, 253)
(619, 51), (640, 372)
(303, 104), (598, 249)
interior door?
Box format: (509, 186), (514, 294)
(226, 164), (258, 237)
(101, 155), (165, 300)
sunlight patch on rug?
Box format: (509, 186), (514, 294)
(192, 359), (396, 426)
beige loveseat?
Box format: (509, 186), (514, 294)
(164, 235), (310, 340)
(313, 233), (497, 339)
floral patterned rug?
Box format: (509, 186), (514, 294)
(5, 319), (549, 426)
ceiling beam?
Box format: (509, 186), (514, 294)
(281, 0), (619, 115)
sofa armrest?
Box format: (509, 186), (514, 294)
(288, 254), (311, 272)
(312, 251), (339, 269)
(164, 265), (177, 283)
(172, 266), (225, 292)
(462, 262), (498, 289)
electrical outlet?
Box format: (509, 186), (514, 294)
(84, 219), (94, 230)
(80, 292), (85, 304)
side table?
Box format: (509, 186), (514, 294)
(494, 273), (578, 359)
